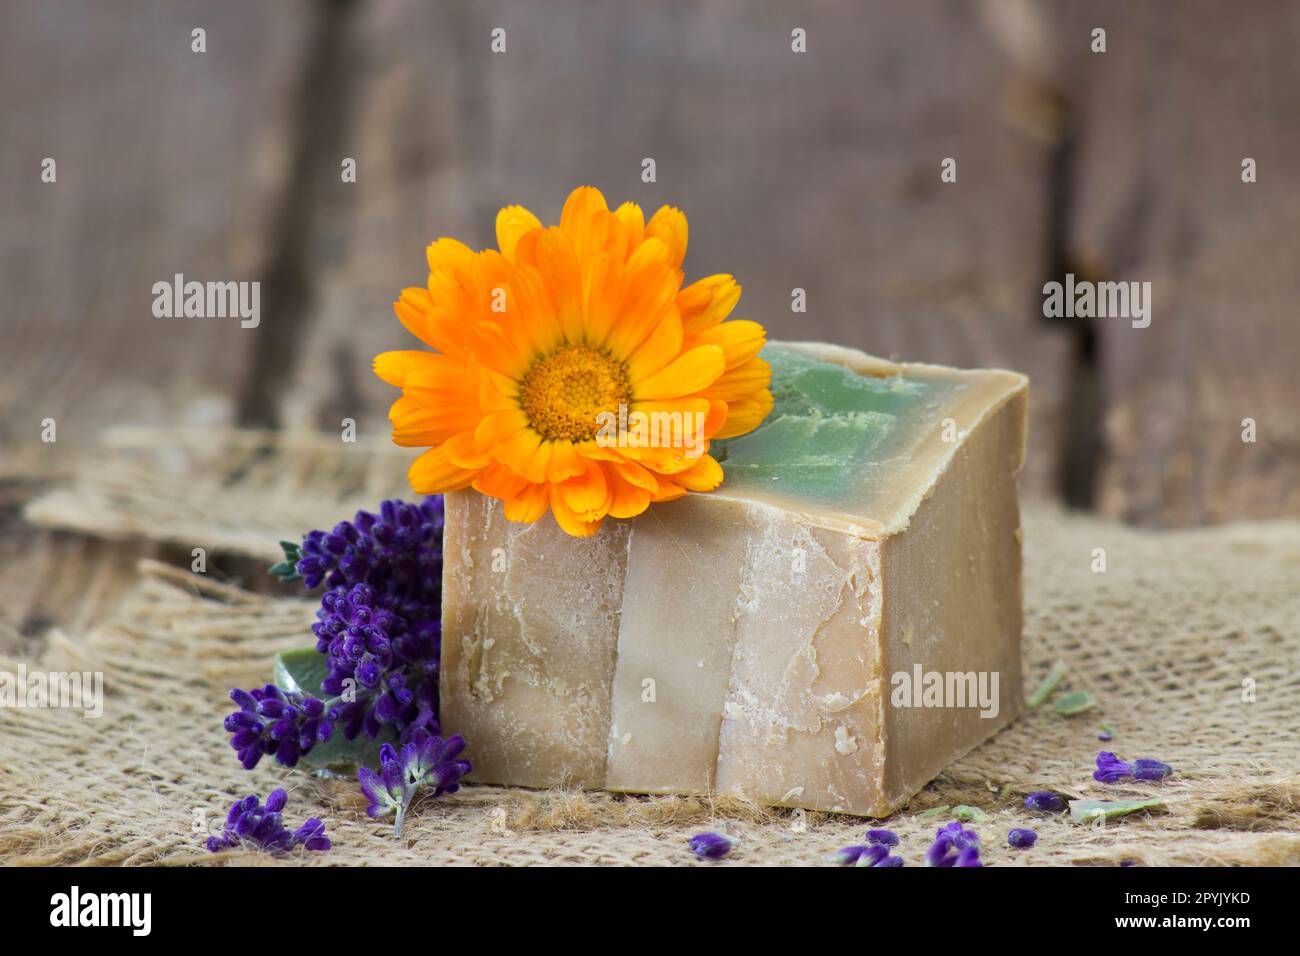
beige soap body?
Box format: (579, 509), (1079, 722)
(441, 341), (1028, 814)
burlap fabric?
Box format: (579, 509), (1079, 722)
(4, 429), (1298, 866)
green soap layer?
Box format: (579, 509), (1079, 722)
(714, 345), (961, 509)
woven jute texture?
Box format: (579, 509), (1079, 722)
(4, 430), (1299, 866)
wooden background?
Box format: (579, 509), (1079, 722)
(2, 1), (1298, 651)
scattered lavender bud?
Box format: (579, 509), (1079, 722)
(1024, 791), (1067, 813)
(925, 821), (981, 867)
(205, 789), (330, 854)
(1132, 758), (1173, 781)
(1007, 828), (1038, 849)
(866, 828), (899, 846)
(689, 832), (734, 860)
(954, 846), (984, 867)
(1098, 723), (1114, 742)
(852, 844), (890, 867)
(855, 844), (904, 867)
(836, 844), (872, 866)
(1094, 751), (1173, 784)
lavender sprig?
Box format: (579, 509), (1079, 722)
(358, 729), (470, 837)
(224, 685), (335, 770)
(206, 789), (331, 854)
(226, 497), (447, 771)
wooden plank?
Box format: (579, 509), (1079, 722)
(0, 0), (313, 475)
(283, 0), (1071, 498)
(1054, 0), (1300, 523)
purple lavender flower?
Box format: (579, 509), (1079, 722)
(1094, 751), (1173, 784)
(689, 832), (734, 860)
(206, 789), (330, 854)
(358, 729), (470, 836)
(1008, 827), (1038, 849)
(224, 685), (334, 770)
(1024, 791), (1067, 813)
(866, 828), (899, 847)
(227, 497), (448, 773)
(297, 498), (444, 606)
(925, 821), (982, 867)
(1093, 750), (1131, 783)
(316, 582), (440, 743)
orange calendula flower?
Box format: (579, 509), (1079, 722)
(374, 185), (773, 538)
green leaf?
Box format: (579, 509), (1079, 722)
(951, 805), (989, 823)
(273, 647), (395, 772)
(268, 540), (304, 582)
(1054, 691), (1098, 716)
(1026, 661), (1067, 709)
(1069, 797), (1165, 824)
(916, 805), (951, 820)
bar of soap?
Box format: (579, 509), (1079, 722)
(440, 341), (1028, 814)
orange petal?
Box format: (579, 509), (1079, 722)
(547, 438), (587, 483)
(426, 237), (475, 275)
(408, 445), (478, 494)
(394, 287), (466, 356)
(508, 264), (563, 357)
(503, 483), (549, 523)
(519, 438), (554, 484)
(646, 204), (688, 270)
(576, 439), (627, 462)
(626, 398), (712, 456)
(613, 201), (645, 250)
(473, 461), (530, 500)
(557, 462), (611, 521)
(491, 427), (542, 477)
(699, 355), (772, 402)
(687, 319), (766, 371)
(677, 274), (741, 334)
(604, 241), (678, 360)
(373, 349), (439, 387)
(673, 453), (724, 492)
(389, 394), (478, 447)
(549, 483), (603, 537)
(649, 481), (688, 503)
(608, 469), (653, 519)
(443, 431), (494, 469)
(714, 389), (774, 439)
(634, 345), (725, 400)
(560, 186), (611, 263)
(478, 366), (521, 413)
(581, 251), (626, 348)
(533, 228), (584, 345)
(474, 407), (529, 448)
(625, 309), (684, 382)
(611, 457), (660, 493)
(495, 204), (543, 262)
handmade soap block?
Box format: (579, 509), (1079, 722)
(441, 341), (1028, 814)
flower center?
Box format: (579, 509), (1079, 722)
(520, 344), (632, 443)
